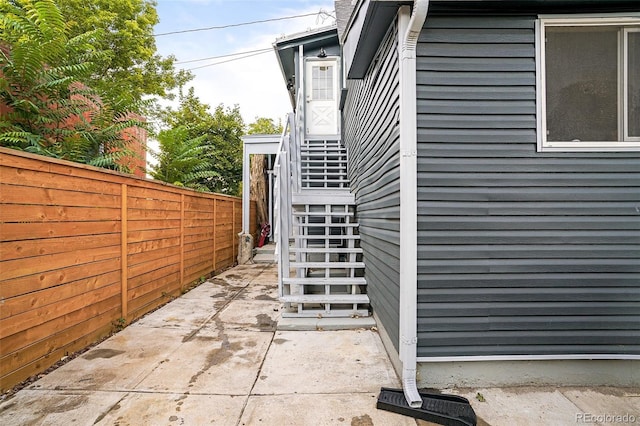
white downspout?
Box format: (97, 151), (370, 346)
(398, 0), (429, 408)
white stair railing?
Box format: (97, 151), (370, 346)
(274, 92), (306, 299)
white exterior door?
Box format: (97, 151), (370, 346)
(305, 58), (339, 136)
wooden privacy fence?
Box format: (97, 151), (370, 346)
(0, 147), (256, 391)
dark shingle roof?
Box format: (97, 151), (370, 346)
(335, 0), (358, 42)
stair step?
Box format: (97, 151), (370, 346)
(302, 179), (348, 182)
(296, 223), (359, 229)
(290, 247), (362, 254)
(301, 145), (346, 150)
(281, 294), (370, 304)
(301, 151), (346, 155)
(253, 253), (275, 264)
(301, 163), (347, 167)
(292, 211), (354, 217)
(290, 262), (365, 269)
(292, 193), (355, 205)
(302, 175), (348, 178)
(301, 158), (346, 161)
(283, 277), (366, 285)
(293, 234), (360, 240)
(303, 142), (343, 145)
(301, 155), (346, 159)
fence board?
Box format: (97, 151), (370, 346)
(0, 283), (120, 339)
(0, 271), (120, 320)
(2, 221), (120, 241)
(0, 258), (121, 300)
(0, 293), (120, 356)
(0, 306), (119, 386)
(128, 208), (181, 221)
(0, 147), (254, 391)
(0, 165), (121, 195)
(127, 254), (181, 279)
(0, 204), (120, 223)
(0, 234), (121, 261)
(127, 185), (182, 202)
(0, 245), (120, 281)
(128, 245), (180, 267)
(0, 183), (120, 207)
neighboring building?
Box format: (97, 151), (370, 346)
(272, 0), (639, 406)
(0, 65), (146, 177)
(119, 112), (148, 178)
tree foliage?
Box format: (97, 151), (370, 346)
(55, 0), (192, 111)
(247, 117), (283, 135)
(159, 87), (244, 195)
(150, 126), (217, 190)
(0, 0), (144, 171)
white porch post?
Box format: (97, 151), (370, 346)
(242, 144), (251, 234)
(240, 134), (281, 237)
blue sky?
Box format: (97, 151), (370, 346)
(153, 0), (336, 126)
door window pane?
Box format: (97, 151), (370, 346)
(629, 32), (640, 137)
(545, 27), (618, 141)
(312, 65), (334, 100)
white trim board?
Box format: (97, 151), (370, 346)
(418, 354), (640, 362)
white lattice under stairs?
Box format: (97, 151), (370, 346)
(300, 139), (349, 189)
(281, 202), (369, 318)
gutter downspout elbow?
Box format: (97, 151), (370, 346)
(398, 0), (429, 409)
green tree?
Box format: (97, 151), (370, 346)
(150, 126), (217, 190)
(247, 117), (283, 135)
(0, 0), (143, 171)
(160, 87), (244, 195)
(56, 0), (192, 111)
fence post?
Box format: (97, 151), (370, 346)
(180, 193), (185, 291)
(212, 197), (217, 271)
(120, 184), (128, 320)
(232, 200), (236, 260)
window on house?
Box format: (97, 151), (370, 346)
(312, 65), (334, 100)
(537, 18), (640, 151)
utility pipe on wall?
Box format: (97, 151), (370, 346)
(398, 0), (429, 408)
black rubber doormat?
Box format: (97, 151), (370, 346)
(377, 387), (477, 426)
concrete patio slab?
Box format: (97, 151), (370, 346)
(189, 279), (246, 300)
(240, 393), (415, 426)
(0, 390), (126, 425)
(237, 281), (279, 301)
(132, 296), (223, 330)
(453, 387), (584, 426)
(215, 299), (281, 332)
(561, 388), (640, 423)
(29, 327), (185, 391)
(136, 327), (272, 395)
(253, 330), (399, 395)
(94, 393), (245, 426)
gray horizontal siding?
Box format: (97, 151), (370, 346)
(343, 22), (401, 352)
(417, 15), (640, 358)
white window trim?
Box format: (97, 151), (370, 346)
(536, 15), (640, 152)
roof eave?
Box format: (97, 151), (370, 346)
(343, 0), (411, 80)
